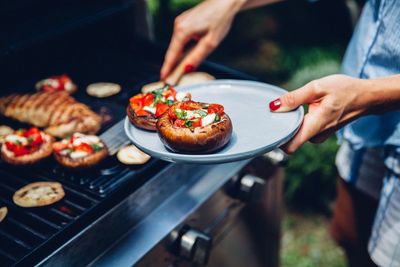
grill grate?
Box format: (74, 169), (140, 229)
(0, 168), (100, 265)
(0, 44), (171, 265)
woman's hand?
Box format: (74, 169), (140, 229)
(270, 74), (372, 154)
(160, 0), (246, 80)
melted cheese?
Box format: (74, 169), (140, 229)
(201, 113), (216, 127)
(70, 151), (89, 159)
(143, 106), (156, 115)
(5, 135), (28, 145)
(72, 134), (101, 146)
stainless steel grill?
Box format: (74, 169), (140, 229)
(0, 1), (282, 266)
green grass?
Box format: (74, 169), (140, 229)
(282, 211), (346, 267)
(147, 0), (201, 14)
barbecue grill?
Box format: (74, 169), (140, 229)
(0, 1), (285, 266)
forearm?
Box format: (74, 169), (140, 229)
(361, 74), (400, 114)
(239, 0), (285, 10)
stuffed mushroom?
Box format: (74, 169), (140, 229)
(157, 101), (232, 153)
(127, 86), (191, 131)
(1, 127), (53, 165)
(52, 133), (108, 169)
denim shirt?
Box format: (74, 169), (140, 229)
(340, 0), (400, 150)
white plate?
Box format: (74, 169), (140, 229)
(124, 80), (303, 164)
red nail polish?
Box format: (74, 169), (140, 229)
(269, 99), (281, 111)
(184, 64), (195, 73)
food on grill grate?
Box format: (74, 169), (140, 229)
(36, 74), (77, 94)
(157, 101), (232, 153)
(176, 72), (215, 86)
(0, 125), (13, 144)
(117, 145), (150, 165)
(0, 206), (7, 223)
(53, 133), (108, 169)
(86, 82), (121, 98)
(127, 86), (191, 131)
(1, 127), (53, 165)
(140, 72), (215, 94)
(13, 182), (65, 207)
(141, 81), (165, 94)
(0, 91), (101, 138)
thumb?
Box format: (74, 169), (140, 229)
(269, 82), (317, 112)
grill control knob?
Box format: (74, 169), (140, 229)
(238, 174), (266, 202)
(263, 148), (289, 166)
(179, 228), (212, 265)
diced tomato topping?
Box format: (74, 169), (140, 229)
(74, 143), (94, 154)
(168, 105), (178, 119)
(30, 133), (43, 146)
(13, 146), (31, 156)
(23, 127), (43, 146)
(5, 127), (45, 156)
(142, 94), (154, 107)
(155, 103), (169, 117)
(130, 94), (144, 102)
(135, 109), (150, 116)
(163, 87), (177, 100)
(24, 127), (40, 137)
(191, 118), (202, 128)
(130, 100), (143, 113)
(174, 119), (186, 127)
(208, 104), (224, 115)
(58, 74), (71, 87)
(5, 141), (16, 151)
(180, 101), (202, 111)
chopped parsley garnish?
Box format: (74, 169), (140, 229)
(215, 112), (221, 122)
(152, 89), (164, 103)
(175, 109), (187, 119)
(194, 109), (208, 118)
(91, 143), (103, 152)
(185, 120), (193, 128)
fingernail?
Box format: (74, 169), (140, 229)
(269, 98), (281, 111)
(184, 64), (195, 73)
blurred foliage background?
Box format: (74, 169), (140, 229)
(146, 0), (357, 266)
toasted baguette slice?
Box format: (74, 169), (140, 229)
(13, 182), (65, 207)
(1, 134), (53, 165)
